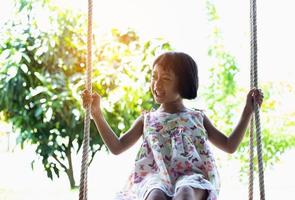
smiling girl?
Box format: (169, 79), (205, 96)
(82, 51), (263, 200)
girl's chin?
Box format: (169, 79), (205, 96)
(154, 96), (166, 104)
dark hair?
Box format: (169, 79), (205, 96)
(152, 51), (198, 100)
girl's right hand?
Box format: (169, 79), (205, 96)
(244, 88), (264, 114)
(81, 90), (102, 117)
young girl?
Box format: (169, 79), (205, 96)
(82, 51), (263, 200)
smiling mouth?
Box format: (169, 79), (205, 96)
(155, 90), (165, 98)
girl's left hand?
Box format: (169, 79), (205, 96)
(245, 88), (264, 113)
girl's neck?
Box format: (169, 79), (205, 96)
(159, 99), (186, 114)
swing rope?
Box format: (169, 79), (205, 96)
(78, 1), (266, 200)
(79, 0), (93, 200)
(249, 0), (265, 199)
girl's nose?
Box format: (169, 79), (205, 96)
(154, 79), (163, 90)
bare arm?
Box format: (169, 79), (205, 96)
(204, 107), (252, 153)
(204, 88), (263, 154)
(92, 111), (144, 155)
(82, 90), (144, 155)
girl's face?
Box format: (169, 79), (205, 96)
(151, 64), (181, 104)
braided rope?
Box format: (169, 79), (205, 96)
(249, 0), (266, 199)
(249, 13), (255, 199)
(249, 117), (254, 200)
(79, 0), (93, 200)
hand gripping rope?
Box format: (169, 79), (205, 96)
(249, 0), (266, 199)
(79, 0), (93, 200)
(77, 0), (265, 199)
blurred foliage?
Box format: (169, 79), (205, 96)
(0, 0), (91, 189)
(0, 0), (172, 188)
(237, 82), (295, 177)
(92, 28), (172, 134)
(204, 0), (239, 135)
(1, 0), (294, 189)
(204, 0), (295, 178)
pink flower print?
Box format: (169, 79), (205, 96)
(133, 172), (144, 183)
(198, 164), (206, 171)
(154, 123), (164, 132)
(140, 171), (148, 177)
(176, 162), (183, 171)
(184, 161), (192, 171)
(170, 167), (183, 179)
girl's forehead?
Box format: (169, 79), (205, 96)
(152, 64), (172, 74)
(152, 64), (177, 79)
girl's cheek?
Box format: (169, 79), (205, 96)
(150, 83), (155, 93)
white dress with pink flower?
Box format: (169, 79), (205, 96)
(115, 109), (220, 200)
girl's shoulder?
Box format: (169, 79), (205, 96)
(141, 108), (205, 115)
(140, 109), (154, 116)
(140, 109), (154, 121)
(189, 108), (204, 113)
(185, 108), (209, 125)
(187, 108), (205, 117)
(141, 108), (206, 120)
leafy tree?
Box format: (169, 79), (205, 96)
(0, 0), (91, 189)
(237, 82), (295, 176)
(204, 0), (295, 177)
(203, 0), (239, 137)
(91, 28), (172, 134)
(0, 0), (172, 188)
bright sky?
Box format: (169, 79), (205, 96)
(1, 0), (294, 108)
(1, 0), (295, 83)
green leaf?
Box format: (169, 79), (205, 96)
(34, 106), (43, 118)
(53, 165), (60, 178)
(46, 168), (53, 180)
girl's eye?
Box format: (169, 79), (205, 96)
(151, 75), (170, 81)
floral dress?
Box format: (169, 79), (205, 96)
(115, 109), (220, 200)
